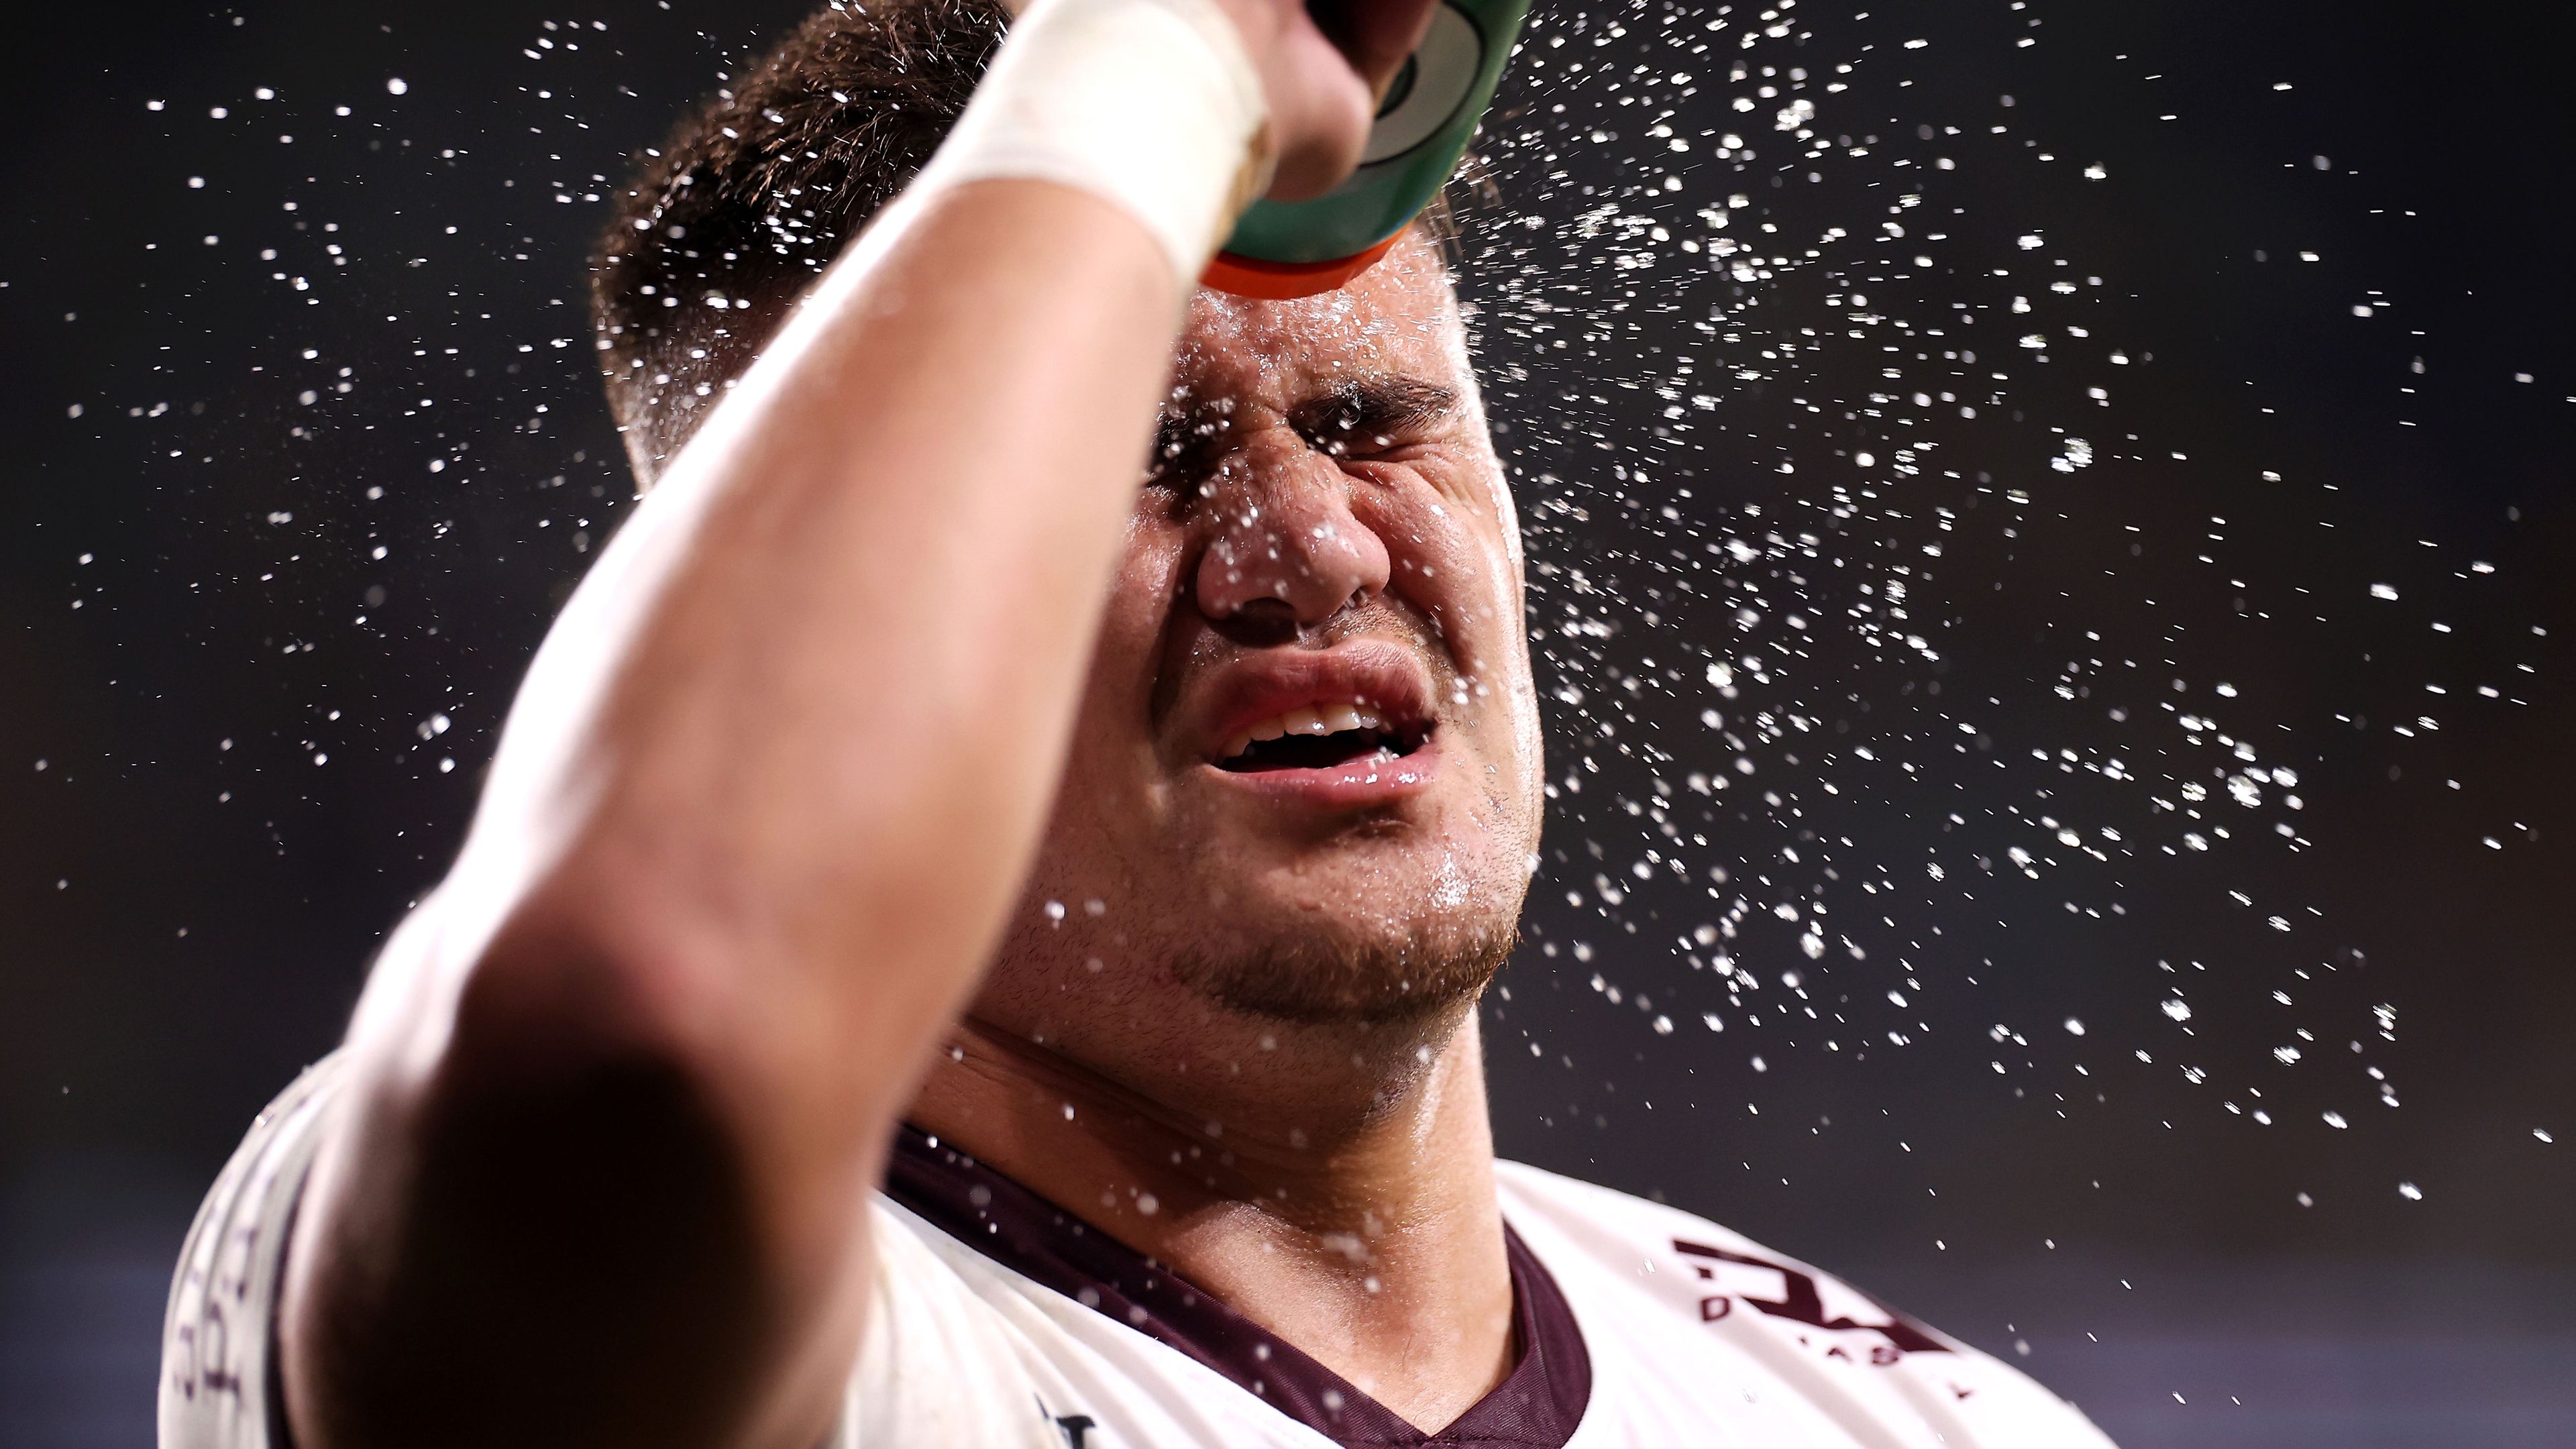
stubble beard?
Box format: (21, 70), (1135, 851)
(1169, 910), (1523, 1026)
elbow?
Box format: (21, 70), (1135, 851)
(441, 888), (726, 1097)
(394, 841), (910, 1186)
(418, 865), (905, 1244)
(292, 900), (793, 1449)
(421, 833), (952, 1147)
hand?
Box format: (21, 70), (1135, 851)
(1210, 0), (1441, 201)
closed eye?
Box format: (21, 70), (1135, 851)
(1145, 406), (1237, 492)
(1144, 375), (1459, 492)
(1289, 377), (1460, 459)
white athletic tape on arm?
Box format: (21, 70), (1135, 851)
(916, 0), (1271, 297)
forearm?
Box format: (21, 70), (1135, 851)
(258, 0), (1417, 1430)
(468, 176), (1179, 1109)
(281, 181), (1179, 1449)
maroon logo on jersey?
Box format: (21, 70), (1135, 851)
(1671, 1238), (1949, 1358)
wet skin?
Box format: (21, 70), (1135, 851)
(913, 229), (1547, 1430)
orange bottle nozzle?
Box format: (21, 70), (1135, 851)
(1199, 235), (1402, 301)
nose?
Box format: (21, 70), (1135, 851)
(1191, 437), (1392, 629)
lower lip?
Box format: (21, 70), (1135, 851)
(1198, 737), (1444, 809)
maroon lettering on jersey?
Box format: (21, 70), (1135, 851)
(1670, 1238), (1950, 1356)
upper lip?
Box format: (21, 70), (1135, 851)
(1175, 641), (1438, 766)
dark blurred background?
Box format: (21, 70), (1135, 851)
(3, 1), (2569, 1445)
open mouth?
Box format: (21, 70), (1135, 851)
(1215, 704), (1433, 774)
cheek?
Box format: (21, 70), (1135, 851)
(1106, 517), (1189, 647)
(1358, 474), (1526, 695)
(1061, 521), (1188, 784)
(1357, 474), (1544, 834)
(1035, 522), (1189, 897)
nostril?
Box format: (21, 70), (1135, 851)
(1214, 597), (1302, 647)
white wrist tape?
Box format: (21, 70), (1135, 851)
(915, 0), (1271, 295)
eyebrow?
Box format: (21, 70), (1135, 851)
(1287, 376), (1462, 454)
(1148, 375), (1461, 481)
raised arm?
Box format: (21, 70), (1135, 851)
(271, 2), (1432, 1446)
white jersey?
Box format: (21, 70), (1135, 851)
(162, 1057), (2116, 1449)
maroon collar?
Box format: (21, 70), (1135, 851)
(886, 1124), (1591, 1448)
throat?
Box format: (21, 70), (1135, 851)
(888, 1120), (1527, 1437)
(906, 1018), (1516, 1428)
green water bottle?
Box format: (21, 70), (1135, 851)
(1202, 0), (1532, 299)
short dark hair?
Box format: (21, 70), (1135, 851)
(590, 0), (1473, 484)
(592, 0), (1006, 482)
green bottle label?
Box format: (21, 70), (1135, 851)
(1221, 0), (1534, 266)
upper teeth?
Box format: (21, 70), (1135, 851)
(1223, 703), (1391, 760)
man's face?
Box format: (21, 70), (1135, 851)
(982, 233), (1542, 1044)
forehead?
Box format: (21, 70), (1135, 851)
(1171, 232), (1468, 413)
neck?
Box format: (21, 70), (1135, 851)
(907, 1002), (1514, 1434)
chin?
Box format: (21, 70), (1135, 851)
(1169, 859), (1527, 1026)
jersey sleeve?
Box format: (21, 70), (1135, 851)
(158, 1054), (348, 1449)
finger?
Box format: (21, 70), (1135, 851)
(1301, 0), (1441, 97)
(1258, 29), (1377, 199)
